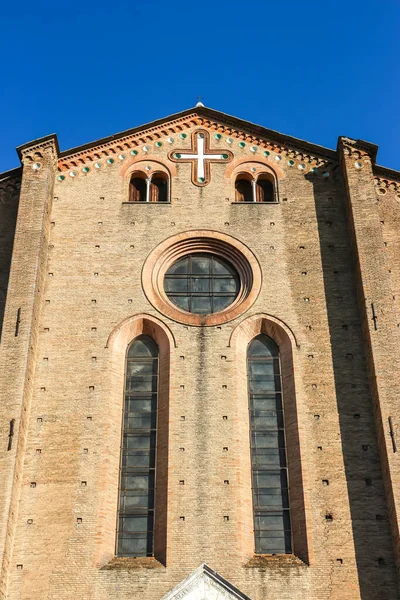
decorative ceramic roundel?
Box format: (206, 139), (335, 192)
(164, 253), (240, 315)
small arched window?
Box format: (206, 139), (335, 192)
(247, 334), (292, 554)
(235, 174), (253, 203)
(256, 174), (275, 203)
(129, 173), (147, 202)
(151, 173), (168, 203)
(117, 335), (159, 557)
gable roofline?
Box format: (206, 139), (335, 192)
(58, 105), (338, 162)
(0, 166), (22, 181)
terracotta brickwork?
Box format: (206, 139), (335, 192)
(0, 107), (400, 600)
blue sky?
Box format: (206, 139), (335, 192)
(1, 0), (399, 172)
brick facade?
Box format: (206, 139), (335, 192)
(0, 107), (400, 599)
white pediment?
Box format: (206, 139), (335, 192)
(160, 563), (251, 600)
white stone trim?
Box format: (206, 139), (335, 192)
(160, 563), (252, 600)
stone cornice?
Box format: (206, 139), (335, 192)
(374, 176), (400, 194)
(16, 135), (59, 171)
(16, 134), (59, 161)
(337, 136), (378, 162)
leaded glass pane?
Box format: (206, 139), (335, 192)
(164, 278), (188, 293)
(169, 296), (190, 311)
(250, 409), (284, 429)
(124, 412), (155, 429)
(167, 257), (188, 275)
(213, 296), (235, 312)
(191, 296), (212, 314)
(119, 515), (152, 533)
(213, 256), (237, 276)
(128, 337), (158, 358)
(212, 277), (239, 293)
(249, 362), (275, 376)
(248, 337), (279, 358)
(191, 277), (211, 293)
(122, 450), (153, 469)
(191, 256), (210, 274)
(125, 397), (155, 412)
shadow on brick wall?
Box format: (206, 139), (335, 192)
(0, 174), (20, 341)
(310, 168), (400, 600)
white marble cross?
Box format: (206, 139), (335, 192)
(169, 130), (233, 187)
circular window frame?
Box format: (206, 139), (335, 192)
(142, 230), (262, 326)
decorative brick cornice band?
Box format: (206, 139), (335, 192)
(56, 113), (335, 174)
(17, 135), (59, 169)
(142, 230), (262, 327)
(338, 136), (378, 161)
(374, 176), (400, 194)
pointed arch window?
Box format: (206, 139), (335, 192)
(117, 335), (159, 557)
(247, 334), (292, 554)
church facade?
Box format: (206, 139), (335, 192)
(1, 105), (400, 600)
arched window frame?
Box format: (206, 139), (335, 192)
(247, 334), (292, 555)
(127, 165), (171, 204)
(100, 315), (173, 567)
(129, 171), (147, 203)
(116, 335), (160, 558)
(255, 173), (275, 203)
(235, 172), (254, 203)
(150, 171), (169, 203)
(230, 163), (279, 204)
(230, 315), (310, 564)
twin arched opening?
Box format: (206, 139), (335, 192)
(128, 167), (277, 204)
(129, 171), (169, 203)
(235, 172), (276, 203)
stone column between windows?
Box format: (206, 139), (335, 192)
(251, 179), (257, 203)
(0, 137), (58, 597)
(339, 137), (400, 578)
(146, 177), (151, 203)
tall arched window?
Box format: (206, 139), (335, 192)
(247, 334), (292, 554)
(235, 174), (253, 202)
(117, 335), (159, 557)
(129, 173), (147, 202)
(151, 172), (168, 203)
